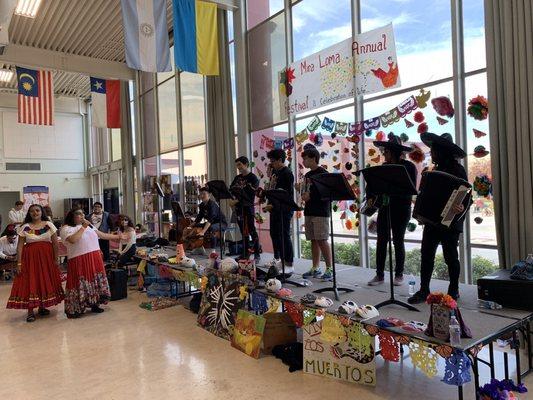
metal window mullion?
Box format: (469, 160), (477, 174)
(176, 72), (186, 206)
(353, 0), (368, 269)
(134, 72), (144, 223)
(284, 0), (300, 257)
(451, 0), (472, 284)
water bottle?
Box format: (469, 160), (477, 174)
(449, 311), (461, 346)
(408, 275), (416, 296)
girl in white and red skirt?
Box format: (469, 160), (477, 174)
(6, 204), (64, 322)
(60, 209), (118, 319)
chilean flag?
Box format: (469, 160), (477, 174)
(90, 77), (121, 128)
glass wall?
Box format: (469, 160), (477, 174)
(246, 0), (498, 283)
(136, 52), (209, 235)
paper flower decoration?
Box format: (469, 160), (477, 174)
(408, 144), (425, 163)
(473, 128), (487, 138)
(407, 222), (417, 232)
(414, 111), (425, 123)
(474, 175), (492, 197)
(477, 378), (528, 400)
(331, 132), (337, 139)
(368, 148), (376, 156)
(349, 203), (357, 213)
(365, 130), (373, 137)
(400, 133), (409, 142)
(253, 150), (258, 158)
(308, 132), (316, 142)
(467, 95), (489, 120)
(474, 145), (489, 158)
(417, 122), (428, 134)
(474, 217), (483, 224)
(431, 96), (455, 118)
(405, 119), (414, 128)
(328, 140), (336, 147)
(375, 131), (385, 141)
(345, 220), (353, 230)
(345, 162), (353, 170)
(426, 292), (457, 309)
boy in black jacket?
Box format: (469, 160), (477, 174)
(264, 149), (295, 276)
(229, 156), (261, 260)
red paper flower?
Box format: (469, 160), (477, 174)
(375, 131), (385, 141)
(408, 144), (425, 163)
(417, 122), (428, 134)
(426, 292), (457, 309)
(349, 203), (357, 213)
(345, 220), (353, 230)
(414, 111), (425, 123)
(467, 95), (488, 120)
(432, 96), (455, 118)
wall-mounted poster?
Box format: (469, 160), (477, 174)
(280, 23), (400, 118)
(22, 186), (50, 211)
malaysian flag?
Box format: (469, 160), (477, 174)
(16, 66), (54, 125)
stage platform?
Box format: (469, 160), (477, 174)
(136, 247), (533, 399)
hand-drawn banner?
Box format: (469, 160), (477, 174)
(281, 23), (400, 117)
(303, 320), (376, 386)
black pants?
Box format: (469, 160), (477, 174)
(236, 208), (260, 256)
(99, 239), (110, 261)
(420, 225), (461, 294)
(376, 202), (411, 278)
(269, 211), (293, 264)
(118, 245), (137, 267)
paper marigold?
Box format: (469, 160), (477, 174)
(413, 111), (425, 123)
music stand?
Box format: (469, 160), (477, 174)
(308, 173), (356, 300)
(264, 189), (304, 288)
(230, 185), (255, 260)
(206, 180), (232, 256)
(358, 165), (419, 312)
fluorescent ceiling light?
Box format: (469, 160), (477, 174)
(15, 0), (42, 18)
(0, 69), (14, 82)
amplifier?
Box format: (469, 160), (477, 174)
(477, 269), (533, 311)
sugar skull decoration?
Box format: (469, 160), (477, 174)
(266, 278), (282, 293)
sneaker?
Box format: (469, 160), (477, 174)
(393, 275), (404, 286)
(320, 269), (333, 281)
(367, 275), (384, 286)
(407, 290), (429, 305)
(265, 258), (280, 268)
(303, 268), (322, 279)
(280, 265), (294, 276)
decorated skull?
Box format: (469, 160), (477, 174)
(179, 256), (196, 269)
(220, 257), (238, 273)
(266, 278), (282, 293)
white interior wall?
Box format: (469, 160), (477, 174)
(0, 93), (90, 218)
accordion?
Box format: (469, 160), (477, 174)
(413, 171), (471, 228)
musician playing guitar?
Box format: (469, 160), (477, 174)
(182, 187), (227, 254)
(263, 149), (295, 276)
(229, 156), (261, 260)
(367, 134), (418, 288)
(408, 132), (470, 304)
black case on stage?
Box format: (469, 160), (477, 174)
(477, 269), (533, 311)
(107, 268), (128, 301)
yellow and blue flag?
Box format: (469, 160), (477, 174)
(173, 0), (219, 75)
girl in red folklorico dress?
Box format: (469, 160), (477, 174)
(6, 204), (64, 322)
(60, 209), (117, 319)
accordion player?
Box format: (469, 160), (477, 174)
(413, 170), (472, 229)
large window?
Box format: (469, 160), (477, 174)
(111, 129), (121, 162)
(246, 0), (498, 282)
(180, 72), (206, 147)
(158, 78), (179, 152)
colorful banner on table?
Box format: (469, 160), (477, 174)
(281, 23), (400, 118)
(16, 67), (54, 126)
(120, 0), (172, 72)
(303, 321), (376, 386)
(90, 77), (121, 128)
(173, 0), (219, 75)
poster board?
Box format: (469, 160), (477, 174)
(303, 320), (376, 386)
(281, 23), (400, 117)
(22, 186), (49, 211)
(231, 309), (266, 359)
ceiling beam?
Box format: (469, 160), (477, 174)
(0, 44), (135, 81)
(207, 0), (239, 10)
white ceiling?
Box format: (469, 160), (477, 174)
(0, 0), (174, 99)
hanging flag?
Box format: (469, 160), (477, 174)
(173, 0), (219, 75)
(90, 77), (121, 128)
(120, 0), (172, 72)
(16, 67), (54, 126)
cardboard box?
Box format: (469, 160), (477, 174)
(262, 312), (297, 355)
